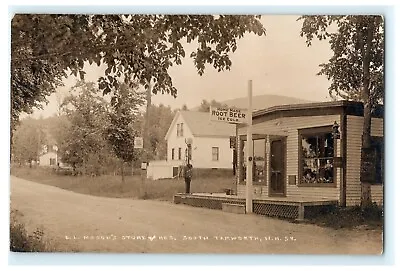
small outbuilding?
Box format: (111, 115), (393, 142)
(39, 144), (58, 167)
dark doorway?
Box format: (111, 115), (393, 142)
(270, 138), (286, 196)
(173, 167), (179, 177)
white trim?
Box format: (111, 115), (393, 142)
(164, 111), (180, 140)
(164, 111), (195, 140)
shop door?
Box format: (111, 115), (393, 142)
(269, 138), (286, 196)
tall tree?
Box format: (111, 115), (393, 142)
(106, 84), (144, 182)
(133, 104), (175, 161)
(298, 15), (384, 207)
(12, 118), (46, 167)
(11, 15), (266, 134)
(59, 81), (111, 175)
(148, 104), (175, 160)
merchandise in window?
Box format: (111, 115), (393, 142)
(300, 128), (334, 184)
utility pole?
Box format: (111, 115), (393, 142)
(246, 80), (253, 214)
(141, 79), (152, 197)
(144, 79), (152, 160)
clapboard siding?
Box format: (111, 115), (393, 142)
(371, 185), (383, 205)
(346, 116), (384, 206)
(238, 115), (341, 200)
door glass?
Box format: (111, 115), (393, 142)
(242, 140), (247, 182)
(271, 140), (283, 171)
(270, 140), (284, 194)
(253, 139), (265, 183)
(241, 139), (265, 183)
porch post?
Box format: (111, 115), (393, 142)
(246, 80), (253, 213)
(265, 136), (270, 194)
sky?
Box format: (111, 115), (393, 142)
(30, 15), (333, 119)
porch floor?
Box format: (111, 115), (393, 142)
(173, 193), (338, 220)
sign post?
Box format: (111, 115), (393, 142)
(230, 135), (237, 176)
(246, 80), (253, 214)
(209, 100), (252, 213)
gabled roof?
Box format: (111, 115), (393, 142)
(165, 110), (236, 140)
(181, 111), (236, 137)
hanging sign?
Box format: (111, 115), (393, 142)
(210, 107), (248, 124)
(134, 137), (143, 149)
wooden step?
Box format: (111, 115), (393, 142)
(222, 203), (246, 214)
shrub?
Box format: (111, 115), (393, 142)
(10, 210), (49, 252)
(306, 203), (383, 229)
(361, 202), (383, 221)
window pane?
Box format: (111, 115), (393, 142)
(253, 139), (264, 161)
(300, 130), (334, 184)
(302, 158), (318, 183)
(242, 141), (247, 181)
(318, 133), (334, 158)
(372, 137), (384, 184)
(212, 147), (219, 161)
(271, 140), (283, 171)
(241, 139), (266, 183)
(320, 158), (334, 183)
(303, 158), (318, 168)
(302, 136), (317, 158)
(253, 139), (265, 183)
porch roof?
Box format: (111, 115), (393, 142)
(252, 100), (384, 119)
(237, 133), (289, 139)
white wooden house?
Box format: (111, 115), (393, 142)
(235, 100), (384, 207)
(147, 110), (236, 179)
(39, 144), (58, 167)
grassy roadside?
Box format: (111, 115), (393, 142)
(10, 166), (236, 201)
(10, 166), (382, 230)
(304, 204), (383, 230)
(10, 209), (49, 252)
(10, 209), (78, 252)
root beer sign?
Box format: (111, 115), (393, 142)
(210, 107), (248, 124)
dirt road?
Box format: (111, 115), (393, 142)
(10, 176), (382, 254)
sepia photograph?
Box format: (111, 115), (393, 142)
(9, 13), (384, 255)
